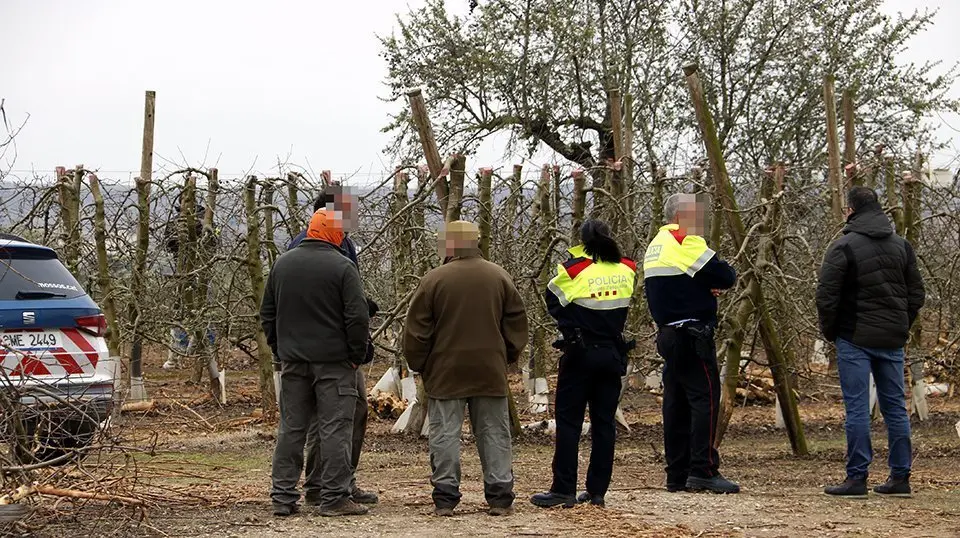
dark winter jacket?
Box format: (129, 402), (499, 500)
(260, 240), (369, 365)
(815, 203), (925, 349)
(289, 230), (359, 270)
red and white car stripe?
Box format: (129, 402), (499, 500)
(0, 328), (104, 379)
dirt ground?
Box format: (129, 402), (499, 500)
(30, 361), (960, 538)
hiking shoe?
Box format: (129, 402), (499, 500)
(874, 475), (911, 497)
(272, 503), (299, 517)
(824, 477), (868, 498)
(488, 506), (514, 516)
(666, 482), (687, 493)
(686, 474), (741, 494)
(434, 507), (455, 517)
(576, 492), (605, 506)
(530, 491), (576, 508)
(318, 498), (369, 517)
(351, 487), (379, 505)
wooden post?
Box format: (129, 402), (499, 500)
(407, 88), (449, 217)
(244, 176), (278, 415)
(446, 155), (465, 222)
(571, 169), (587, 242)
(478, 168), (493, 259)
(130, 90), (155, 401)
(684, 62), (808, 455)
(842, 88), (858, 187)
(504, 165), (523, 269)
(824, 76), (845, 223)
(88, 174), (120, 358)
(285, 172), (303, 238)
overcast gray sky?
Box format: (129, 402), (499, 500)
(2, 0), (958, 184)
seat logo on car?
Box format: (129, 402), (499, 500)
(22, 312), (35, 325)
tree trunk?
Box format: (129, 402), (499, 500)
(904, 153), (927, 419)
(842, 88), (858, 187)
(525, 166), (554, 415)
(88, 174), (120, 358)
(647, 163), (665, 243)
(56, 167), (81, 276)
(285, 172), (303, 238)
(197, 169), (223, 402)
(478, 168), (493, 259)
(244, 176), (278, 415)
(263, 180), (279, 267)
(128, 175), (151, 402)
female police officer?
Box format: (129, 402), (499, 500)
(530, 219), (637, 508)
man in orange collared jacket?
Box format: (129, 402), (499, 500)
(261, 210), (369, 518)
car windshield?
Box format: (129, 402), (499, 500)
(0, 247), (86, 301)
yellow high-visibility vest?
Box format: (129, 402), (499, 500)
(547, 245), (636, 310)
(643, 224), (716, 279)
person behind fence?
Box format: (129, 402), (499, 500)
(403, 220), (528, 517)
(817, 186), (925, 498)
(286, 184), (379, 506)
(530, 218), (637, 509)
(261, 209), (370, 517)
(643, 193), (739, 494)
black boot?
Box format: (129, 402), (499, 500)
(686, 474), (740, 494)
(576, 492), (605, 507)
(824, 477), (868, 498)
(530, 491), (576, 508)
(874, 474), (911, 497)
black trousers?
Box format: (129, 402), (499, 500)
(550, 345), (623, 497)
(657, 322), (721, 484)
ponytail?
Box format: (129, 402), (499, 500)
(580, 219), (622, 263)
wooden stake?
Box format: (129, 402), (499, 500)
(571, 169), (586, 242)
(131, 90), (155, 400)
(684, 62), (808, 455)
(824, 76), (844, 223)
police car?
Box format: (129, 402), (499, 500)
(0, 234), (118, 463)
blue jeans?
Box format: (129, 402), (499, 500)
(836, 338), (912, 480)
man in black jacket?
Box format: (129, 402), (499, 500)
(261, 209), (370, 517)
(287, 186), (379, 506)
(817, 186), (925, 498)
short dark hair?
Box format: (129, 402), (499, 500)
(312, 192), (335, 212)
(847, 186), (879, 212)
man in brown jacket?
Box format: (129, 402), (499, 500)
(403, 220), (528, 517)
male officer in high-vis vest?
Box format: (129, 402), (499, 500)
(531, 219), (637, 509)
(644, 193), (740, 494)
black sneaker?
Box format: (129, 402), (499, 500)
(576, 492), (605, 507)
(272, 503), (299, 517)
(686, 474), (741, 494)
(824, 477), (868, 498)
(351, 487), (380, 505)
(530, 491), (576, 508)
(666, 479), (688, 492)
(874, 475), (911, 498)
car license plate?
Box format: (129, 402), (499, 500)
(0, 331), (60, 350)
